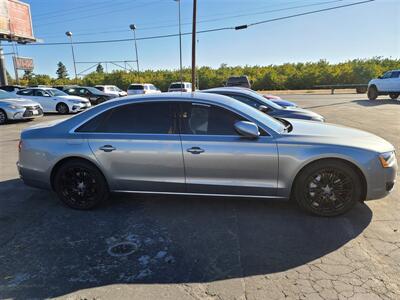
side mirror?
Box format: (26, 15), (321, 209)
(234, 121), (260, 138)
(258, 105), (270, 113)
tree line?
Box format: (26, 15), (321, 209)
(13, 57), (400, 91)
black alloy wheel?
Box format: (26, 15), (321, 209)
(294, 160), (362, 216)
(54, 160), (109, 209)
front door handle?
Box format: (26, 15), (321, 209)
(99, 145), (116, 152)
(187, 147), (205, 154)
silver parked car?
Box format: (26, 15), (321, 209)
(18, 93), (397, 216)
(0, 89), (43, 125)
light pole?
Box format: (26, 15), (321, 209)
(129, 24), (140, 80)
(191, 0), (197, 91)
(65, 31), (78, 83)
(174, 0), (183, 88)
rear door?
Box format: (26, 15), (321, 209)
(179, 102), (278, 196)
(81, 101), (185, 192)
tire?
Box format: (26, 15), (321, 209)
(293, 160), (362, 217)
(53, 159), (109, 210)
(389, 93), (399, 100)
(56, 102), (69, 114)
(367, 86), (378, 100)
(0, 109), (7, 125)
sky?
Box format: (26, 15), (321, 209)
(2, 0), (400, 78)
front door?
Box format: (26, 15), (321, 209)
(82, 101), (185, 192)
(180, 102), (278, 196)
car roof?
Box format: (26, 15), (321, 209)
(170, 82), (191, 85)
(203, 86), (255, 95)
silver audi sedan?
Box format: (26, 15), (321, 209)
(17, 92), (397, 216)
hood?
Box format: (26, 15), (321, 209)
(59, 95), (89, 102)
(0, 98), (40, 106)
(282, 119), (394, 153)
(273, 99), (297, 107)
(276, 106), (324, 120)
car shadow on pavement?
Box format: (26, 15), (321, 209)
(352, 99), (400, 106)
(0, 179), (372, 299)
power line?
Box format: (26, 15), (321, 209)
(36, 0), (343, 39)
(4, 0), (375, 47)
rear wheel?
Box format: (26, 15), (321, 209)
(293, 160), (362, 217)
(56, 102), (69, 114)
(367, 86), (378, 100)
(54, 159), (109, 210)
(0, 109), (7, 125)
(389, 93), (399, 100)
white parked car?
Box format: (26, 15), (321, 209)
(168, 81), (192, 92)
(16, 87), (91, 114)
(127, 83), (161, 95)
(368, 70), (400, 100)
(94, 85), (127, 97)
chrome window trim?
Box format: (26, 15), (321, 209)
(68, 97), (279, 137)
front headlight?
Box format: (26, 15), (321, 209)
(8, 104), (24, 110)
(379, 151), (396, 168)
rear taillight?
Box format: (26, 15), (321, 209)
(18, 140), (22, 152)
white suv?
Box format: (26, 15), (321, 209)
(127, 83), (161, 95)
(168, 82), (192, 92)
(368, 70), (400, 100)
(94, 85), (127, 97)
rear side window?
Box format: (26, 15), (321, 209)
(128, 85), (144, 90)
(17, 89), (33, 96)
(390, 71), (400, 78)
(77, 102), (178, 134)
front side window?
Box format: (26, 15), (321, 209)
(382, 72), (392, 79)
(77, 102), (177, 134)
(180, 103), (246, 135)
(34, 90), (50, 97)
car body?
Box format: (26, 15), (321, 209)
(168, 82), (192, 92)
(0, 85), (26, 94)
(203, 87), (323, 122)
(95, 85), (128, 97)
(63, 86), (115, 105)
(18, 92), (397, 216)
(16, 87), (91, 114)
(0, 90), (43, 124)
(262, 95), (297, 108)
(127, 83), (161, 95)
(226, 75), (251, 88)
(368, 70), (400, 100)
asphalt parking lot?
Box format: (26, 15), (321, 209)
(0, 93), (399, 300)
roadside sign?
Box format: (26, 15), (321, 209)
(13, 55), (33, 71)
(0, 0), (35, 43)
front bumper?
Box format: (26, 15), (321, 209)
(365, 157), (397, 200)
(6, 106), (44, 120)
(70, 102), (91, 112)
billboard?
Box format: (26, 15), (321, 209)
(0, 0), (35, 43)
(13, 56), (33, 71)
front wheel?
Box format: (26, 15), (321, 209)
(367, 86), (378, 100)
(56, 102), (69, 114)
(54, 159), (109, 210)
(389, 93), (399, 100)
(293, 160), (362, 217)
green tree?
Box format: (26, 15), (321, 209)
(96, 64), (104, 73)
(56, 61), (68, 79)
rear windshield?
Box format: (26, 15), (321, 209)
(170, 83), (184, 89)
(128, 85), (144, 90)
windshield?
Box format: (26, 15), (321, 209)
(246, 90), (283, 109)
(0, 89), (14, 99)
(47, 88), (68, 96)
(170, 83), (185, 89)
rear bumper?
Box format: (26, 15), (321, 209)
(17, 162), (51, 190)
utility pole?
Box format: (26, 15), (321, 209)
(175, 0), (183, 87)
(0, 42), (8, 86)
(129, 24), (140, 80)
(191, 0), (197, 91)
(65, 31), (78, 83)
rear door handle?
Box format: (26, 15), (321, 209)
(187, 147), (205, 154)
(99, 145), (116, 152)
